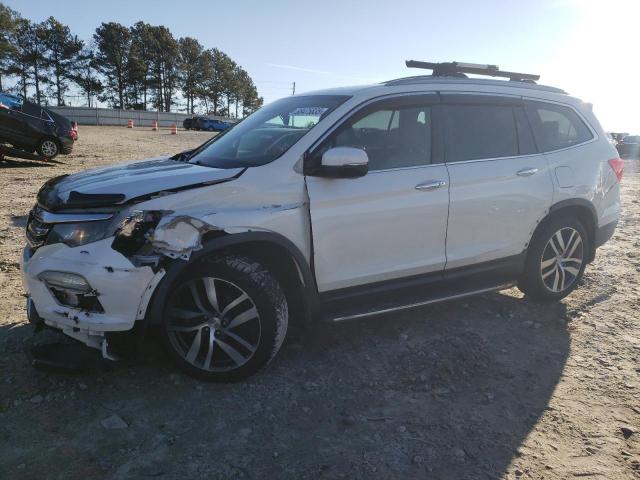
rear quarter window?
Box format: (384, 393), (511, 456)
(526, 101), (593, 152)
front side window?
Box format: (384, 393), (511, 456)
(526, 101), (593, 152)
(315, 100), (433, 171)
(444, 104), (519, 162)
(188, 95), (350, 168)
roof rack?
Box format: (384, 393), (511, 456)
(405, 60), (540, 83)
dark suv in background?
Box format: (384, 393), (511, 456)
(196, 118), (231, 131)
(183, 116), (232, 132)
(0, 92), (76, 159)
(616, 135), (640, 159)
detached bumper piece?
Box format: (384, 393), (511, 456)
(29, 342), (114, 373)
(26, 296), (45, 331)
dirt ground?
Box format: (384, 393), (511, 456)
(0, 126), (638, 479)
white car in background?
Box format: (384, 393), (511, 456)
(21, 61), (622, 381)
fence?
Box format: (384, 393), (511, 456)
(46, 106), (236, 128)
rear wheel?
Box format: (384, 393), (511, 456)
(518, 216), (588, 302)
(36, 137), (59, 159)
(161, 255), (288, 382)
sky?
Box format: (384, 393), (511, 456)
(4, 0), (639, 132)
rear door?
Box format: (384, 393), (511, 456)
(442, 94), (553, 270)
(305, 94), (450, 292)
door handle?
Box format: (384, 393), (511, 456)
(516, 168), (539, 177)
(415, 180), (447, 191)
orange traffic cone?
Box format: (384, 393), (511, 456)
(151, 121), (158, 131)
(127, 119), (133, 128)
(170, 124), (177, 135)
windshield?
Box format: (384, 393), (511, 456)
(188, 94), (350, 168)
(624, 136), (640, 143)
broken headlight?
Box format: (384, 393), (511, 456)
(46, 220), (114, 248)
(111, 211), (163, 256)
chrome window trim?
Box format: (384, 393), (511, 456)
(368, 163), (445, 174)
(443, 152), (543, 166)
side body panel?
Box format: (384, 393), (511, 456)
(128, 161), (312, 264)
(307, 164), (450, 291)
(445, 154), (553, 268)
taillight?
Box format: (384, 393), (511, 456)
(69, 122), (78, 140)
(608, 158), (624, 182)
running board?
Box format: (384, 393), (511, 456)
(329, 283), (515, 322)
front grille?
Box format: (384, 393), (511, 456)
(26, 208), (52, 248)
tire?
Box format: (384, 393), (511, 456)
(518, 215), (589, 302)
(36, 137), (59, 159)
(160, 255), (288, 382)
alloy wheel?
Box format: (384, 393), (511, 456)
(540, 227), (584, 293)
(41, 140), (58, 157)
(166, 277), (261, 372)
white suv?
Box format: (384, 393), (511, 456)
(21, 62), (622, 381)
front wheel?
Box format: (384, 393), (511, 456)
(161, 255), (288, 382)
(518, 216), (589, 302)
(36, 137), (59, 159)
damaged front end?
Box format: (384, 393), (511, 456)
(112, 211), (217, 262)
(21, 207), (223, 358)
(22, 158), (245, 359)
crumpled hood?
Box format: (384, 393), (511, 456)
(37, 157), (244, 211)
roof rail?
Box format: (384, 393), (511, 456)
(405, 60), (540, 83)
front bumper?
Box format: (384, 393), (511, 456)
(21, 237), (163, 349)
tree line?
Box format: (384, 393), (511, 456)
(0, 3), (263, 116)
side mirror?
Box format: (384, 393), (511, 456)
(309, 146), (369, 178)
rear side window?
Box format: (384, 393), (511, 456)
(526, 101), (593, 152)
(443, 105), (518, 162)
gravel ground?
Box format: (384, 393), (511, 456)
(0, 126), (638, 479)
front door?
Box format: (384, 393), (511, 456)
(305, 95), (450, 292)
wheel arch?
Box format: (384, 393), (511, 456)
(37, 135), (61, 157)
(532, 199), (598, 263)
(144, 231), (317, 335)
